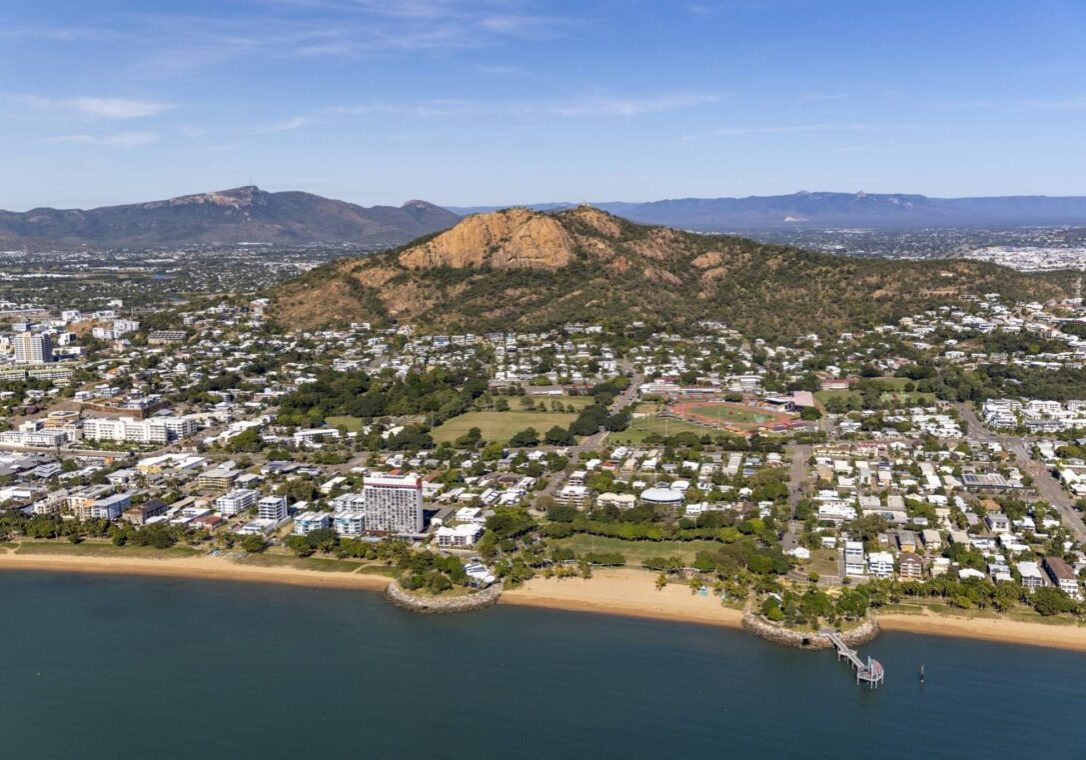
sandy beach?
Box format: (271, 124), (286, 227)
(879, 611), (1086, 653)
(4, 551), (1086, 652)
(0, 550), (390, 592)
(501, 568), (746, 629)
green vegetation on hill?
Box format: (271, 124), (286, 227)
(270, 207), (1072, 342)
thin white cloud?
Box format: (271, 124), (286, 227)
(40, 131), (160, 147)
(325, 92), (719, 120)
(686, 123), (876, 140)
(68, 97), (173, 119)
(539, 93), (719, 118)
(251, 115), (309, 133)
(940, 96), (1086, 112)
(17, 95), (173, 119)
(23, 3), (574, 76)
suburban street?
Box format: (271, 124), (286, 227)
(955, 402), (1086, 542)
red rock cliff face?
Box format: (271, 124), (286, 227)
(398, 208), (575, 270)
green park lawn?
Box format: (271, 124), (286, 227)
(15, 541), (201, 559)
(432, 410), (579, 444)
(807, 548), (840, 577)
(540, 395), (597, 410)
(325, 416), (367, 432)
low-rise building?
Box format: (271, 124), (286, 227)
(1043, 556), (1081, 599)
(898, 553), (924, 580)
(122, 499), (168, 526)
(1018, 561), (1045, 591)
(292, 511), (331, 535)
(435, 523), (484, 548)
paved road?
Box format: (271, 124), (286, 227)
(780, 443), (811, 552)
(1006, 439), (1086, 542)
(954, 402), (1086, 542)
(788, 444), (811, 513)
(534, 365), (642, 506)
(0, 444), (135, 459)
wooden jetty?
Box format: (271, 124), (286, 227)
(823, 630), (885, 688)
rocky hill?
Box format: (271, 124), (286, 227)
(270, 206), (1072, 340)
(0, 186), (458, 249)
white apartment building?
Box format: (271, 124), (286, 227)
(113, 319), (140, 335)
(434, 523), (484, 548)
(844, 540), (866, 577)
(333, 510), (366, 536)
(0, 422), (70, 448)
(257, 495), (288, 522)
(215, 488), (258, 516)
(363, 474), (423, 534)
(87, 492), (131, 520)
(867, 551), (895, 579)
(293, 511), (331, 535)
(555, 484), (591, 510)
(82, 415), (198, 445)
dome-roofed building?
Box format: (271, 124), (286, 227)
(640, 486), (684, 507)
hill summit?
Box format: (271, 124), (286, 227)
(270, 206), (1069, 340)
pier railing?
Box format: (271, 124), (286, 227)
(822, 630), (885, 688)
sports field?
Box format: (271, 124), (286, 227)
(688, 403), (775, 424)
(607, 416), (707, 444)
(670, 400), (794, 431)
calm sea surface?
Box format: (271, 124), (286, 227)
(2, 571), (1083, 759)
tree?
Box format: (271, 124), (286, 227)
(455, 426), (483, 449)
(240, 534), (267, 553)
(1031, 587), (1076, 616)
(835, 587), (869, 619)
(427, 573), (453, 594)
(285, 535), (315, 556)
(799, 406), (823, 421)
(544, 426), (576, 446)
(508, 427), (540, 447)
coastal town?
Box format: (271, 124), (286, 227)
(9, 1), (1086, 755)
(4, 282), (1086, 647)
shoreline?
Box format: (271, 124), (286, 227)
(878, 611), (1086, 653)
(500, 568), (746, 630)
(0, 551), (390, 592)
(3, 552), (1086, 652)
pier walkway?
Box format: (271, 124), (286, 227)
(823, 630), (885, 688)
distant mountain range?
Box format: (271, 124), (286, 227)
(449, 192), (1086, 230)
(0, 186), (459, 250)
(6, 188), (1086, 251)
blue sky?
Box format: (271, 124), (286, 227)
(2, 0), (1085, 209)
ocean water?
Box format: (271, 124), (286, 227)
(1, 571), (1083, 759)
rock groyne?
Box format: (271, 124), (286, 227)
(385, 580), (503, 614)
(741, 612), (880, 650)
